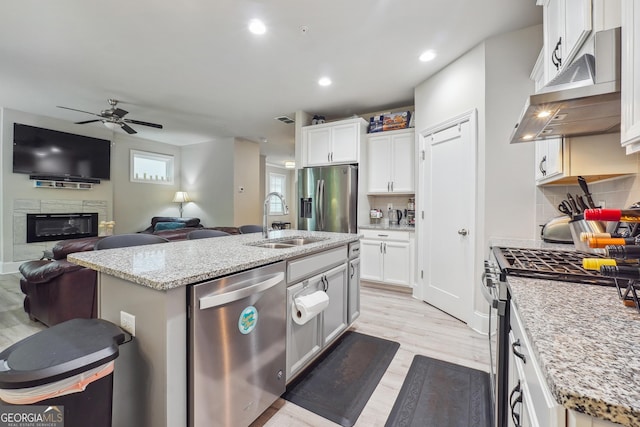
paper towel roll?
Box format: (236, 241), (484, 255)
(292, 291), (329, 325)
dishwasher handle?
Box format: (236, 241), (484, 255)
(199, 272), (285, 310)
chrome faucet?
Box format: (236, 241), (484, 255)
(263, 192), (288, 238)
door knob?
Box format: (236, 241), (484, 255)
(457, 229), (468, 236)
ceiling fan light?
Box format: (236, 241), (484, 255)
(103, 121), (120, 131)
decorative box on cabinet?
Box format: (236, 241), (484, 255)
(367, 128), (415, 194)
(535, 133), (636, 185)
(302, 118), (368, 167)
(360, 229), (414, 288)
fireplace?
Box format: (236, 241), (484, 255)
(26, 213), (99, 243)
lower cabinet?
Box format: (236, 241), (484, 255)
(360, 229), (414, 288)
(285, 254), (350, 382)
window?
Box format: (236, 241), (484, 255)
(130, 150), (174, 185)
(268, 172), (287, 215)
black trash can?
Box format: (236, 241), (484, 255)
(0, 318), (127, 427)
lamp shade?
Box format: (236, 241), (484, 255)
(172, 191), (191, 203)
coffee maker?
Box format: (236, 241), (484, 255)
(407, 198), (415, 226)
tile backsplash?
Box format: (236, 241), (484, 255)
(535, 174), (640, 238)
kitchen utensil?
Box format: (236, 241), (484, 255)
(578, 176), (596, 209)
(568, 214), (607, 254)
(541, 215), (573, 243)
(396, 209), (403, 222)
(566, 193), (579, 214)
(558, 201), (573, 216)
(576, 195), (589, 213)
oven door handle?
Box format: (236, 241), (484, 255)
(480, 272), (506, 315)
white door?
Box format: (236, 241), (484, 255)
(305, 127), (331, 166)
(331, 123), (359, 163)
(390, 132), (414, 193)
(321, 263), (348, 345)
(421, 115), (476, 323)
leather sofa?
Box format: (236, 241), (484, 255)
(19, 237), (101, 327)
(19, 220), (240, 327)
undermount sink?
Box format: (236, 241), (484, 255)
(249, 236), (328, 249)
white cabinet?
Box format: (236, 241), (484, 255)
(360, 229), (413, 288)
(367, 129), (415, 194)
(542, 0), (592, 84)
(302, 118), (368, 167)
(348, 257), (360, 324)
(285, 246), (352, 382)
(621, 0), (640, 153)
(535, 133), (637, 185)
(534, 137), (563, 183)
(510, 301), (566, 427)
(319, 263), (348, 346)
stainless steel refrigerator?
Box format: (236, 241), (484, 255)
(298, 164), (358, 233)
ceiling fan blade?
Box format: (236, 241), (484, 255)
(75, 119), (102, 125)
(57, 105), (101, 116)
(124, 119), (163, 129)
(121, 123), (137, 134)
(112, 108), (129, 118)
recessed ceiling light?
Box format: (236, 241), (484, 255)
(522, 134), (535, 140)
(248, 19), (266, 35)
(419, 50), (437, 62)
(318, 77), (332, 87)
(537, 110), (552, 118)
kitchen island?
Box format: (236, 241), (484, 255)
(508, 274), (640, 426)
(69, 229), (360, 427)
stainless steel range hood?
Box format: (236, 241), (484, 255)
(510, 27), (621, 144)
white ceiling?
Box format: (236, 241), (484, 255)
(0, 0), (541, 166)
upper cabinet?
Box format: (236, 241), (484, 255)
(302, 118), (368, 167)
(621, 0), (640, 153)
(542, 0), (592, 85)
(535, 133), (637, 185)
(367, 128), (415, 194)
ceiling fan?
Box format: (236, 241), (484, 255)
(57, 99), (163, 134)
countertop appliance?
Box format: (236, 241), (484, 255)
(481, 247), (623, 427)
(188, 261), (286, 427)
(298, 164), (358, 233)
(510, 27), (621, 144)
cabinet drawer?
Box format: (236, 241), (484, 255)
(360, 229), (410, 241)
(287, 246), (347, 284)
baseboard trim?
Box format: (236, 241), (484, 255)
(361, 280), (413, 294)
(1, 262), (22, 275)
(470, 309), (491, 335)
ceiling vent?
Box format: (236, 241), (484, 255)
(275, 115), (295, 124)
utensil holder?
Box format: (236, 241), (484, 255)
(568, 216), (606, 254)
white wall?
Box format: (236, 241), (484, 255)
(181, 139), (235, 227)
(413, 25), (542, 329)
(111, 134), (182, 234)
(234, 138), (261, 226)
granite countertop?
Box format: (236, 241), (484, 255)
(359, 223), (415, 231)
(508, 275), (640, 426)
(69, 230), (360, 291)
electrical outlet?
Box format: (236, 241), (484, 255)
(120, 311), (135, 336)
(598, 200), (606, 209)
(387, 203), (393, 210)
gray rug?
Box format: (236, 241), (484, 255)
(283, 331), (400, 427)
(385, 355), (492, 427)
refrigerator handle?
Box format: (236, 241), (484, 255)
(315, 179), (322, 230)
(318, 179), (325, 230)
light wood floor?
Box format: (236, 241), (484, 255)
(0, 275), (491, 426)
(252, 283), (492, 427)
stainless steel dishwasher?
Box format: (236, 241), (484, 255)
(188, 261), (286, 427)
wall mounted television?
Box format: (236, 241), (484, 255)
(13, 123), (111, 182)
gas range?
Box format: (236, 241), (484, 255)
(491, 246), (620, 287)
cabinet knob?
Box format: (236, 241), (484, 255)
(457, 229), (468, 236)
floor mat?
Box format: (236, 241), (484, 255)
(283, 330), (400, 427)
(385, 355), (492, 427)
